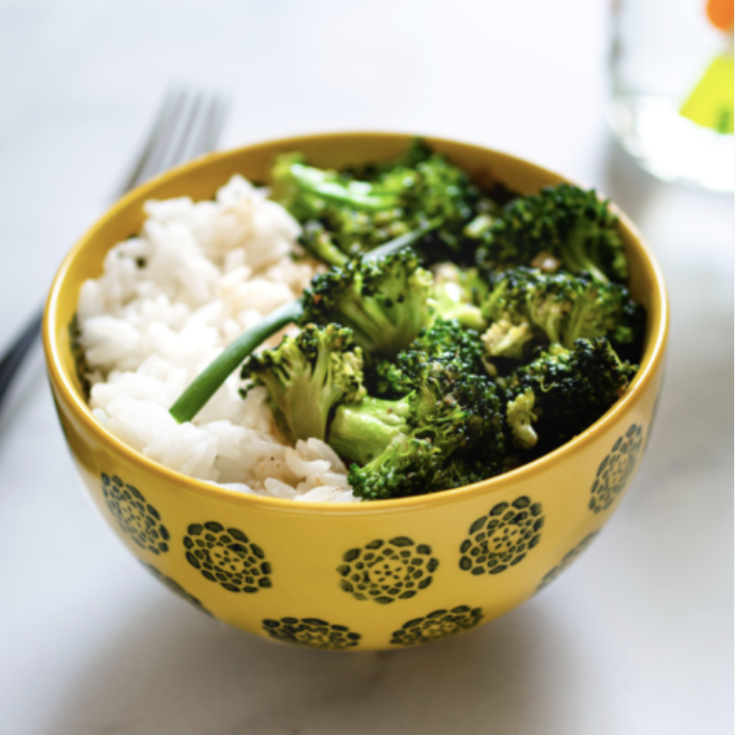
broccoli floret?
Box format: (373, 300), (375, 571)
(434, 262), (490, 303)
(388, 152), (480, 249)
(431, 263), (488, 330)
(330, 357), (506, 499)
(271, 142), (487, 263)
(300, 249), (434, 358)
(480, 267), (644, 358)
(481, 318), (535, 361)
(411, 318), (488, 374)
(506, 388), (539, 449)
(477, 183), (629, 283)
(371, 318), (489, 397)
(240, 324), (365, 443)
(298, 221), (349, 267)
(502, 338), (638, 455)
(346, 435), (445, 501)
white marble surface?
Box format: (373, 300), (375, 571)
(0, 1), (732, 733)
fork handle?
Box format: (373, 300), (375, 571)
(0, 308), (43, 416)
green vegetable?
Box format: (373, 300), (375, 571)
(476, 183), (629, 283)
(430, 263), (487, 331)
(241, 324), (365, 443)
(167, 140), (647, 502)
(271, 152), (399, 218)
(371, 318), (489, 398)
(168, 299), (304, 425)
(272, 140), (486, 262)
(502, 338), (638, 455)
(505, 388), (538, 449)
(301, 248), (434, 358)
(169, 223), (438, 424)
(330, 356), (506, 500)
(298, 221), (349, 268)
(480, 267), (643, 360)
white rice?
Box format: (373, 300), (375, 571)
(77, 175), (357, 502)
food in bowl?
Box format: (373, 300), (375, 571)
(45, 133), (667, 648)
(73, 139), (645, 503)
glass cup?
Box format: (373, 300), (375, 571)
(609, 0), (734, 191)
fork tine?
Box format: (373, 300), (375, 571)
(182, 94), (221, 162)
(134, 88), (188, 187)
(114, 88), (181, 198)
(160, 91), (203, 172)
(195, 95), (230, 159)
(118, 88), (227, 195)
(178, 97), (207, 163)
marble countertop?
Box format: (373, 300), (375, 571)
(1, 1), (732, 733)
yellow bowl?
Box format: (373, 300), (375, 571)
(43, 132), (669, 651)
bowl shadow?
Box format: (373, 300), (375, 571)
(46, 592), (586, 735)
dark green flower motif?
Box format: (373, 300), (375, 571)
(101, 474), (170, 554)
(183, 522), (272, 593)
(390, 605), (484, 646)
(262, 617), (361, 649)
(459, 496), (544, 576)
(337, 537), (439, 604)
(535, 531), (600, 595)
(143, 564), (213, 616)
(589, 423), (644, 513)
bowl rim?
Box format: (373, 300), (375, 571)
(43, 131), (670, 515)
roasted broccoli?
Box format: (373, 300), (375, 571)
(480, 267), (643, 360)
(329, 355), (506, 500)
(169, 225), (447, 424)
(240, 324), (365, 443)
(371, 318), (489, 397)
(271, 141), (486, 262)
(502, 338), (638, 455)
(300, 248), (434, 358)
(166, 141), (648, 505)
(475, 183), (629, 283)
(505, 388), (539, 450)
(431, 262), (488, 330)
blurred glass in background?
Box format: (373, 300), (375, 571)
(609, 0), (734, 191)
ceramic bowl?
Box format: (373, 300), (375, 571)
(43, 133), (669, 651)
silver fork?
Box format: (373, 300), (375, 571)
(0, 88), (229, 416)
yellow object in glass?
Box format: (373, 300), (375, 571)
(680, 52), (735, 133)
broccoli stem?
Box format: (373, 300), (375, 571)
(168, 220), (441, 425)
(316, 240), (349, 268)
(290, 163), (397, 211)
(169, 300), (305, 423)
(329, 396), (410, 465)
(303, 228), (349, 268)
(563, 219), (609, 284)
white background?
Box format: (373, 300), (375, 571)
(0, 1), (732, 733)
